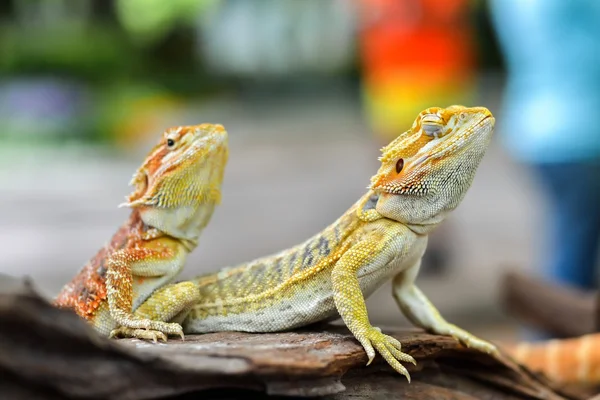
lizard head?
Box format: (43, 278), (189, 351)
(121, 123), (228, 241)
(369, 105), (494, 229)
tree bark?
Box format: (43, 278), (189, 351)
(0, 274), (584, 400)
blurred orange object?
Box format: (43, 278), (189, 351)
(357, 0), (477, 141)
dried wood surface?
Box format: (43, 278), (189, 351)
(501, 271), (597, 337)
(0, 274), (584, 400)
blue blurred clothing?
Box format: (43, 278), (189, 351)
(518, 161), (600, 342)
(489, 0), (600, 341)
(489, 0), (600, 163)
(535, 162), (600, 290)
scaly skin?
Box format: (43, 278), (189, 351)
(183, 105), (498, 381)
(54, 124), (228, 341)
(508, 334), (600, 385)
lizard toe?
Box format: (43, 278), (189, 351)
(109, 327), (169, 342)
(361, 326), (416, 379)
(126, 319), (183, 338)
(356, 335), (376, 365)
(449, 326), (498, 356)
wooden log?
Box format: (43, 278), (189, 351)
(500, 271), (596, 338)
(0, 274), (583, 400)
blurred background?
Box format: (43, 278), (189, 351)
(1, 0), (599, 344)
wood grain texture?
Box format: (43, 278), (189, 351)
(0, 275), (584, 400)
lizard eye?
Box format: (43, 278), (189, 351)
(422, 123), (443, 138)
(421, 113), (444, 138)
(167, 138), (175, 148)
(395, 158), (404, 173)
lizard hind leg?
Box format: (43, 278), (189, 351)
(110, 281), (199, 342)
(391, 264), (498, 356)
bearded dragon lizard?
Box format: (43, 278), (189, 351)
(54, 124), (228, 341)
(183, 105), (498, 381)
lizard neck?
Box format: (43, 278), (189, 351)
(404, 221), (442, 235)
(136, 201), (217, 248)
(358, 190), (441, 236)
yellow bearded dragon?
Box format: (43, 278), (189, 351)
(183, 105), (498, 381)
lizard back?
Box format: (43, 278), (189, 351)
(185, 195), (382, 331)
(53, 212), (144, 320)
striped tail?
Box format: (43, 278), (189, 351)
(507, 333), (600, 384)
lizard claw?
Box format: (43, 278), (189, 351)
(360, 339), (376, 366)
(357, 326), (416, 382)
(110, 327), (168, 342)
(109, 321), (183, 342)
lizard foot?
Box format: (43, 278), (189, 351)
(356, 326), (416, 382)
(110, 327), (169, 342)
(109, 321), (185, 342)
(446, 325), (499, 357)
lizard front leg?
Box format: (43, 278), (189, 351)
(392, 260), (498, 356)
(332, 240), (416, 381)
(110, 281), (199, 341)
(106, 242), (188, 341)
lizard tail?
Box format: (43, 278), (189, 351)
(506, 333), (600, 385)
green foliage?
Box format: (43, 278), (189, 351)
(0, 24), (139, 82)
(115, 0), (221, 46)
